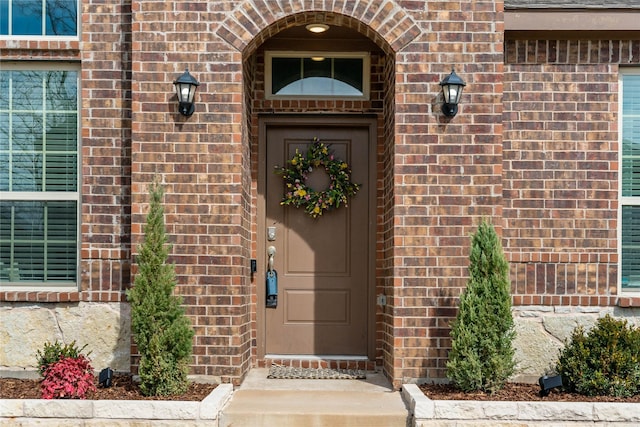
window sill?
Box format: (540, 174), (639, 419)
(1, 289), (80, 303)
(0, 38), (80, 60)
(616, 296), (640, 308)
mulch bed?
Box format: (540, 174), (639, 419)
(4, 375), (639, 403)
(0, 375), (217, 401)
(420, 383), (640, 402)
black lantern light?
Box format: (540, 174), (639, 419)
(439, 69), (466, 117)
(173, 69), (200, 116)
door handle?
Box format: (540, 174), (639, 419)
(267, 246), (276, 272)
(266, 246), (277, 308)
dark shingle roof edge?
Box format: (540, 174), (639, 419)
(506, 0), (640, 9)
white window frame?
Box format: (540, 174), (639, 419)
(0, 0), (80, 40)
(0, 61), (81, 291)
(265, 51), (371, 100)
(618, 67), (640, 296)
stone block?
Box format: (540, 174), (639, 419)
(543, 314), (597, 342)
(414, 421), (456, 427)
(93, 400), (199, 420)
(0, 399), (24, 417)
(513, 317), (562, 377)
(517, 401), (592, 421)
(199, 383), (233, 420)
(514, 306), (554, 316)
(433, 400), (484, 419)
(481, 401), (519, 419)
(593, 402), (640, 422)
(0, 303), (130, 372)
(0, 306), (62, 368)
(86, 422), (217, 427)
(401, 384), (434, 419)
(23, 399), (93, 418)
(55, 302), (131, 372)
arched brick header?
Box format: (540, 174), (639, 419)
(216, 0), (421, 55)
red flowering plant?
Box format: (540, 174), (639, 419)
(40, 355), (96, 399)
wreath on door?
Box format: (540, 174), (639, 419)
(275, 137), (360, 218)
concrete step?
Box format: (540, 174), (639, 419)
(218, 368), (410, 427)
(219, 389), (408, 427)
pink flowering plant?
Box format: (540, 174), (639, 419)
(275, 137), (360, 218)
(40, 355), (96, 399)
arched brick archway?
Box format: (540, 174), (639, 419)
(216, 0), (420, 55)
(222, 1), (415, 385)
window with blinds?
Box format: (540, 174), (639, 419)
(0, 66), (79, 287)
(621, 71), (640, 293)
(0, 0), (78, 37)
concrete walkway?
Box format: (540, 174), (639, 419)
(218, 368), (410, 427)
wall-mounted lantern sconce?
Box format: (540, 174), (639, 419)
(173, 69), (200, 116)
(439, 69), (466, 117)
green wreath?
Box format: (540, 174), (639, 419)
(275, 137), (360, 218)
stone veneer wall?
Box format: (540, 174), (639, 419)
(0, 303), (131, 375)
(512, 306), (640, 381)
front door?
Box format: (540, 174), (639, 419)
(260, 118), (374, 356)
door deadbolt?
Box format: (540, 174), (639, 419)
(267, 226), (276, 241)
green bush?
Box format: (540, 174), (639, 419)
(446, 220), (516, 393)
(556, 315), (640, 397)
(126, 181), (194, 396)
(36, 340), (90, 377)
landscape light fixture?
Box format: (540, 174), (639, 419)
(306, 23), (329, 33)
(173, 69), (200, 116)
(439, 69), (466, 117)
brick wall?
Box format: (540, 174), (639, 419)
(81, 0), (133, 303)
(128, 0), (251, 382)
(1, 0), (132, 304)
(387, 0), (505, 384)
(503, 39), (640, 307)
(7, 0), (638, 387)
(1, 0), (506, 386)
(228, 0), (424, 386)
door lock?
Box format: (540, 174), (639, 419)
(267, 226), (276, 241)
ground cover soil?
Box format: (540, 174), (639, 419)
(0, 375), (216, 401)
(3, 375), (639, 403)
(420, 383), (640, 402)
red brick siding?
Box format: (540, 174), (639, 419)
(380, 51), (397, 385)
(1, 0), (506, 386)
(503, 39), (640, 307)
(9, 0), (637, 387)
(127, 0), (251, 382)
(387, 0), (505, 384)
(1, 1), (132, 304)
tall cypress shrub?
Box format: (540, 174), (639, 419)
(446, 220), (516, 393)
(127, 181), (194, 396)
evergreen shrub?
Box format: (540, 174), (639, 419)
(446, 220), (516, 393)
(127, 181), (194, 396)
(556, 315), (640, 397)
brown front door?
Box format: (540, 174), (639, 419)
(260, 118), (374, 356)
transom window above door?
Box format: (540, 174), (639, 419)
(265, 52), (370, 100)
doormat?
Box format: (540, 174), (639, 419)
(267, 364), (366, 380)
